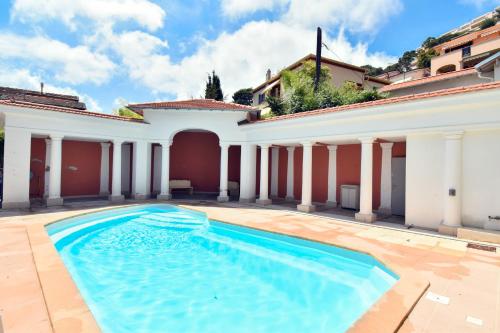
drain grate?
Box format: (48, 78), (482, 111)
(466, 242), (497, 252)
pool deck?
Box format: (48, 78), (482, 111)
(0, 200), (499, 333)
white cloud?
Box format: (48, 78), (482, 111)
(0, 67), (103, 112)
(459, 0), (500, 8)
(11, 0), (166, 31)
(97, 21), (396, 100)
(0, 33), (115, 85)
(221, 0), (288, 18)
(282, 0), (403, 33)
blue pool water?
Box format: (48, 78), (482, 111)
(47, 204), (398, 333)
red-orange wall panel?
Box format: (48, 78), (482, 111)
(61, 140), (101, 197)
(29, 138), (46, 198)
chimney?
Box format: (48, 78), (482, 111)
(266, 69), (271, 81)
(40, 82), (44, 94)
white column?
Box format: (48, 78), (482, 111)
(132, 140), (148, 200)
(270, 147), (279, 197)
(1, 127), (31, 209)
(99, 142), (111, 196)
(442, 132), (463, 230)
(110, 139), (124, 202)
(47, 134), (64, 207)
(378, 142), (393, 214)
(256, 144), (271, 205)
(218, 143), (230, 202)
(355, 137), (377, 222)
(44, 138), (51, 198)
(239, 143), (257, 203)
(285, 147), (295, 201)
(297, 142), (315, 212)
(326, 145), (338, 206)
(157, 141), (171, 200)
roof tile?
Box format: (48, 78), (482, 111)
(128, 99), (258, 112)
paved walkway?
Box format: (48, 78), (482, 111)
(0, 200), (499, 332)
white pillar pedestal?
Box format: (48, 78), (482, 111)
(256, 144), (272, 205)
(439, 131), (463, 236)
(270, 147), (279, 198)
(47, 135), (64, 207)
(218, 143), (230, 202)
(110, 139), (124, 202)
(326, 145), (338, 207)
(378, 142), (393, 215)
(99, 142), (111, 196)
(239, 144), (257, 203)
(297, 142), (315, 213)
(157, 141), (172, 200)
(355, 137), (377, 222)
(285, 147), (295, 201)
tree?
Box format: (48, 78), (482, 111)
(416, 48), (438, 69)
(265, 95), (286, 116)
(480, 18), (496, 30)
(361, 65), (384, 76)
(399, 50), (417, 72)
(232, 88), (253, 105)
(205, 70), (223, 101)
(115, 107), (143, 119)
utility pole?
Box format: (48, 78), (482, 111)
(314, 27), (322, 93)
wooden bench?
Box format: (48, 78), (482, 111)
(169, 180), (193, 195)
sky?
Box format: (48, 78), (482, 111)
(0, 0), (498, 114)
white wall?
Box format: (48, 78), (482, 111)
(462, 129), (500, 228)
(121, 144), (131, 194)
(405, 134), (445, 229)
(2, 126), (31, 208)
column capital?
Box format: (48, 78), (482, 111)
(380, 142), (394, 150)
(327, 145), (338, 151)
(219, 142), (231, 149)
(259, 143), (271, 149)
(159, 140), (172, 147)
(45, 138), (52, 145)
(100, 142), (111, 149)
(444, 131), (464, 140)
(301, 141), (314, 148)
(286, 146), (295, 153)
(359, 137), (375, 144)
(50, 134), (64, 141)
(112, 138), (125, 145)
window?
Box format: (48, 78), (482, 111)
(462, 46), (471, 58)
(258, 93), (265, 104)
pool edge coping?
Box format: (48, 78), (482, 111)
(27, 202), (430, 333)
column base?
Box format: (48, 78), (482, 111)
(285, 196), (295, 202)
(438, 223), (459, 236)
(355, 212), (377, 223)
(109, 195), (125, 202)
(2, 201), (30, 209)
(217, 195), (229, 202)
(377, 207), (392, 217)
(326, 201), (337, 208)
(297, 204), (316, 213)
(99, 191), (110, 197)
(239, 197), (255, 204)
(256, 198), (272, 205)
(157, 194), (171, 201)
(46, 197), (64, 207)
(132, 194), (148, 200)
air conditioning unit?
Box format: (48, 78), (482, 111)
(340, 185), (360, 210)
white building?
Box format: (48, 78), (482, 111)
(1, 82), (500, 238)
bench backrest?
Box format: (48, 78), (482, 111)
(169, 179), (191, 188)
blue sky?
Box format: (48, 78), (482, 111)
(0, 0), (498, 113)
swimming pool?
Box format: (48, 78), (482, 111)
(47, 204), (398, 333)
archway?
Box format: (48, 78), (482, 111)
(436, 64), (456, 74)
(164, 129), (241, 198)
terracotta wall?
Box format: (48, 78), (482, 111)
(170, 131), (241, 193)
(29, 138), (108, 198)
(260, 142), (406, 209)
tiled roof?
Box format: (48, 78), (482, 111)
(0, 99), (145, 123)
(0, 86), (86, 110)
(128, 99), (258, 112)
(436, 24), (500, 51)
(379, 68), (477, 92)
(249, 81), (500, 124)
